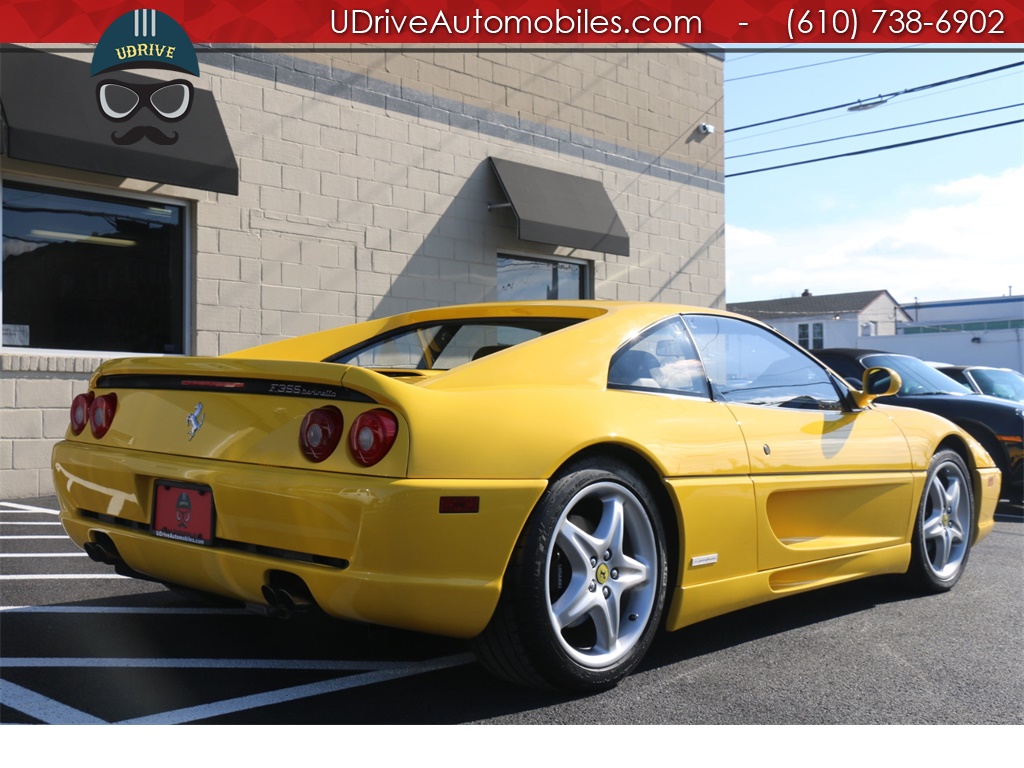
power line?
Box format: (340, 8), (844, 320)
(723, 44), (798, 63)
(724, 61), (1024, 133)
(724, 119), (1024, 178)
(727, 67), (1024, 146)
(725, 103), (1024, 160)
(725, 51), (892, 82)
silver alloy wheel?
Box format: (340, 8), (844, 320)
(922, 459), (971, 580)
(544, 480), (659, 669)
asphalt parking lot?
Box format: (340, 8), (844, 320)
(2, 495), (1021, 727)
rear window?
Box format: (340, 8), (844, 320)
(327, 318), (581, 370)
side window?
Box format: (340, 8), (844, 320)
(684, 314), (842, 410)
(608, 316), (709, 398)
(817, 354), (863, 387)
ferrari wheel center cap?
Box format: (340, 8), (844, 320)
(941, 512), (950, 527)
(595, 563), (610, 584)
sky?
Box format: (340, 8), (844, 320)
(721, 45), (1024, 306)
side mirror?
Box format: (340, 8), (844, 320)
(850, 366), (902, 408)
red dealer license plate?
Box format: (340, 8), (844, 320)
(153, 482), (215, 546)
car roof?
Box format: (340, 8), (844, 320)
(817, 348), (899, 360)
(939, 364), (1015, 372)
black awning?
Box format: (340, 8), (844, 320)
(488, 157), (629, 257)
(1, 47), (237, 195)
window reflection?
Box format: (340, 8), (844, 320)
(2, 182), (185, 353)
(497, 254), (588, 300)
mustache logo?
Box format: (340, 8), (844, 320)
(110, 125), (179, 145)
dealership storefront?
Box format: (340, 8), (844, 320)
(1, 44), (724, 496)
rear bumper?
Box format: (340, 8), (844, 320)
(52, 441), (546, 638)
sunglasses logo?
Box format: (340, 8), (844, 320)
(96, 79), (193, 145)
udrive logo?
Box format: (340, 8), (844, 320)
(90, 9), (200, 146)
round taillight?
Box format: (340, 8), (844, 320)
(299, 406), (344, 462)
(349, 409), (398, 467)
(89, 393), (118, 439)
(70, 392), (95, 435)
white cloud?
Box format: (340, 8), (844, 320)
(726, 166), (1024, 304)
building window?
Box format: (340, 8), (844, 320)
(497, 254), (590, 301)
(812, 322), (824, 349)
(797, 322), (824, 350)
(2, 181), (186, 354)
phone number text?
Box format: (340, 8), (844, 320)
(787, 8), (1006, 41)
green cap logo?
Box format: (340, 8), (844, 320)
(91, 9), (199, 77)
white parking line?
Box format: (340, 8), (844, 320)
(4, 657), (421, 671)
(0, 552), (88, 558)
(0, 654), (474, 725)
(0, 605), (248, 614)
(0, 521), (64, 526)
(0, 503), (59, 514)
(0, 535), (69, 540)
(0, 680), (106, 725)
(118, 654), (474, 725)
(0, 574), (129, 580)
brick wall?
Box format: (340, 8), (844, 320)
(1, 45), (724, 497)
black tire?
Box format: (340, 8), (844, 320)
(473, 457), (668, 691)
(904, 449), (974, 593)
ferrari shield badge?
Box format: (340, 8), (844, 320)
(186, 402), (204, 440)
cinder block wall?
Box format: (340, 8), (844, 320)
(1, 45), (724, 498)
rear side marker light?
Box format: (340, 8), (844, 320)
(70, 392), (95, 435)
(300, 406), (344, 462)
(439, 496), (480, 514)
(89, 393), (118, 439)
(349, 409), (399, 466)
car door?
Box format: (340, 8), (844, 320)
(683, 314), (916, 572)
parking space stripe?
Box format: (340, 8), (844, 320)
(115, 653), (474, 725)
(3, 657), (426, 671)
(0, 574), (129, 580)
(0, 521), (64, 526)
(0, 503), (59, 514)
(0, 535), (70, 540)
(0, 680), (107, 725)
(1, 553), (89, 558)
(1, 605), (247, 614)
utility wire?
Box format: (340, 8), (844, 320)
(725, 61), (1024, 133)
(724, 44), (797, 63)
(725, 51), (888, 82)
(724, 119), (1024, 178)
(726, 103), (1024, 160)
(727, 67), (1024, 146)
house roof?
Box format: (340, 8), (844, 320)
(728, 290), (903, 321)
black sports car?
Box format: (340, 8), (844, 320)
(936, 364), (1024, 404)
(817, 349), (1023, 501)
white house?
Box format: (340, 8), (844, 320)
(728, 290), (910, 351)
(729, 291), (1023, 371)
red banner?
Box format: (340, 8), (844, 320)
(1, 0), (1022, 43)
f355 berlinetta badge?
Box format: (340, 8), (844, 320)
(186, 402), (204, 440)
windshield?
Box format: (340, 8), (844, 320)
(971, 368), (1024, 401)
(328, 318), (580, 370)
(861, 354), (973, 396)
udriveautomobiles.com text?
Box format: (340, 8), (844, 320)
(330, 8), (703, 37)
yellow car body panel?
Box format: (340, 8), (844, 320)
(54, 441), (547, 637)
(51, 301), (1000, 650)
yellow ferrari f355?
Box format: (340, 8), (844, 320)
(52, 302), (1000, 690)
